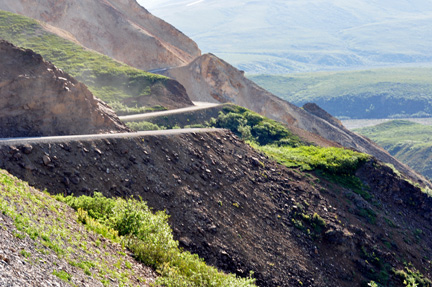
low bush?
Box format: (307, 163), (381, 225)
(210, 104), (302, 146)
(57, 193), (256, 287)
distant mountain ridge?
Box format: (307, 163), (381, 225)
(0, 0), (201, 70)
(139, 0), (432, 73)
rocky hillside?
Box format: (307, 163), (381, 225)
(0, 170), (157, 286)
(1, 130), (432, 286)
(0, 0), (201, 71)
(1, 4), (432, 286)
(0, 40), (127, 137)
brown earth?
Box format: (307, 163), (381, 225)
(0, 0), (201, 71)
(163, 53), (432, 189)
(1, 130), (432, 287)
(0, 40), (128, 137)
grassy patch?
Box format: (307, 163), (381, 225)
(251, 143), (370, 175)
(360, 246), (391, 285)
(0, 10), (168, 109)
(52, 270), (72, 282)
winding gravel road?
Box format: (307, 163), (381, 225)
(119, 102), (221, 122)
(0, 102), (223, 146)
(0, 128), (221, 146)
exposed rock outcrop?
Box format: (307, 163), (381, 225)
(0, 40), (128, 137)
(0, 0), (201, 70)
(164, 53), (431, 188)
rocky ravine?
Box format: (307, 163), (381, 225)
(0, 40), (128, 137)
(1, 130), (432, 287)
(0, 0), (201, 70)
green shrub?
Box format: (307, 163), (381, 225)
(57, 193), (256, 287)
(210, 104), (302, 147)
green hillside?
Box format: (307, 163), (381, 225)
(355, 120), (432, 179)
(0, 10), (168, 112)
(249, 68), (432, 119)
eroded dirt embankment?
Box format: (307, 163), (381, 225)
(0, 40), (127, 137)
(1, 130), (432, 287)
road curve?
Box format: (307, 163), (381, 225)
(119, 102), (221, 122)
(0, 128), (222, 146)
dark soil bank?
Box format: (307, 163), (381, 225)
(1, 130), (432, 286)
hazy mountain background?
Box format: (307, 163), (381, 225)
(138, 0), (432, 74)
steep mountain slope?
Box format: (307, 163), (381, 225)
(163, 53), (431, 189)
(1, 131), (432, 287)
(0, 0), (201, 71)
(0, 10), (193, 111)
(0, 40), (127, 137)
(139, 0), (432, 73)
(249, 68), (432, 119)
(356, 120), (432, 179)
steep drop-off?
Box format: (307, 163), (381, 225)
(0, 0), (201, 70)
(1, 131), (432, 286)
(0, 40), (127, 137)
